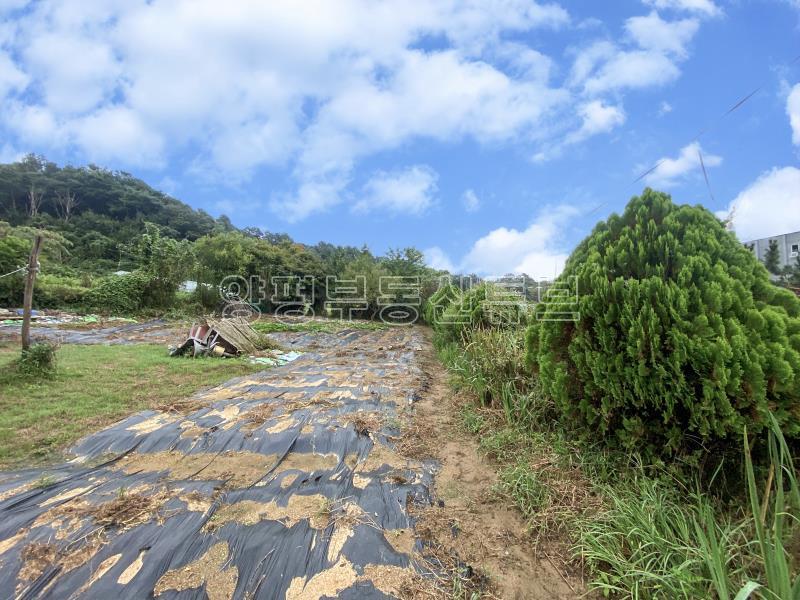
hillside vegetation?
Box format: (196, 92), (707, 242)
(0, 155), (449, 313)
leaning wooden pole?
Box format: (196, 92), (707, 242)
(21, 234), (43, 351)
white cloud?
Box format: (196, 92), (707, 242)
(534, 99), (625, 161)
(422, 205), (578, 277)
(462, 189), (481, 212)
(625, 11), (699, 58)
(272, 177), (349, 224)
(0, 143), (23, 163)
(568, 40), (616, 88)
(719, 167), (800, 241)
(424, 246), (456, 272)
(4, 102), (62, 146)
(22, 33), (120, 114)
(643, 0), (721, 17)
(642, 142), (721, 187)
(460, 204), (578, 277)
(298, 49), (567, 174)
(0, 51), (28, 99)
(788, 83), (800, 146)
(0, 0), (714, 219)
(570, 10), (702, 98)
(70, 106), (164, 167)
(0, 0), (580, 218)
(573, 100), (626, 138)
(0, 0), (29, 14)
(353, 165), (438, 216)
(658, 101), (673, 116)
(584, 50), (681, 94)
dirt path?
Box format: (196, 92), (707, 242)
(0, 326), (580, 599)
(402, 333), (583, 600)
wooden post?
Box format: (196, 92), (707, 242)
(21, 235), (43, 351)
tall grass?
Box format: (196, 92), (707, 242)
(578, 475), (746, 598)
(737, 414), (799, 599)
(434, 324), (800, 600)
(579, 415), (800, 600)
(440, 327), (557, 429)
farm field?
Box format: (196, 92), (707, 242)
(1, 2), (799, 596)
(0, 325), (579, 599)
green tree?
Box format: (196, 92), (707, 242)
(528, 189), (800, 462)
(0, 222), (30, 304)
(193, 232), (255, 306)
(124, 223), (195, 307)
(790, 254), (800, 288)
(0, 155), (218, 273)
(341, 253), (389, 318)
(383, 247), (426, 277)
(764, 239), (782, 275)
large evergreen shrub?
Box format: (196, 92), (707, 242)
(527, 189), (800, 460)
(422, 280), (461, 327)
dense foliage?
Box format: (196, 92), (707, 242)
(527, 189), (800, 460)
(15, 342), (58, 378)
(0, 154), (230, 273)
(426, 281), (529, 343)
(0, 155), (450, 315)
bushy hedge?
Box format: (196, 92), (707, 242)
(36, 274), (88, 308)
(527, 189), (800, 460)
(429, 282), (528, 343)
(422, 281), (461, 328)
(83, 271), (148, 314)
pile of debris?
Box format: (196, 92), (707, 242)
(169, 317), (264, 358)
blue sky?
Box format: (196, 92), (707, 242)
(1, 0), (799, 277)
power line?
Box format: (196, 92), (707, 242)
(698, 148), (715, 204)
(633, 52), (800, 196)
(0, 266), (27, 279)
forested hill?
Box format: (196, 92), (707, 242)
(0, 154), (234, 271)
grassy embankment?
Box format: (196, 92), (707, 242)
(0, 344), (263, 468)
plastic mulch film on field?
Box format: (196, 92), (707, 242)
(0, 328), (435, 599)
(0, 319), (183, 345)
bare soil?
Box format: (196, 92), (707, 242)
(403, 334), (585, 600)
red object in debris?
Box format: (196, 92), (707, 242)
(188, 323), (210, 341)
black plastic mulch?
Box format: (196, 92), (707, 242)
(0, 327), (434, 599)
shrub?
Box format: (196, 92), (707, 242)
(527, 189), (800, 461)
(83, 271), (148, 314)
(36, 274), (88, 308)
(434, 282), (528, 343)
(16, 342), (58, 378)
(422, 280), (461, 325)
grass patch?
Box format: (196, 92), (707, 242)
(459, 403), (485, 435)
(0, 343), (263, 467)
(251, 318), (386, 334)
(496, 461), (552, 518)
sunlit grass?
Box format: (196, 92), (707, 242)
(0, 343), (262, 467)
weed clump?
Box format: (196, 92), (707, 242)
(15, 342), (58, 378)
